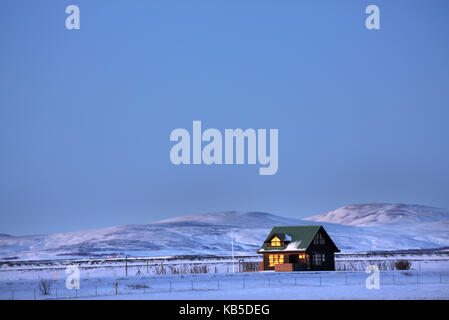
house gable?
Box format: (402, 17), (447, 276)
(308, 227), (339, 252)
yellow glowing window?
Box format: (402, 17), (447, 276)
(270, 236), (281, 247)
(268, 254), (284, 267)
(298, 254), (306, 260)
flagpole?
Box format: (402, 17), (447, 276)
(231, 231), (235, 273)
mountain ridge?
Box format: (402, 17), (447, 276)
(304, 203), (449, 226)
(1, 204), (448, 261)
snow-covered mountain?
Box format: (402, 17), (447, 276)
(304, 203), (449, 227)
(304, 203), (449, 254)
(1, 204), (448, 261)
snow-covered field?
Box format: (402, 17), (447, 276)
(1, 254), (449, 300)
(1, 268), (449, 300)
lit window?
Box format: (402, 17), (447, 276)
(268, 254), (284, 267)
(270, 236), (281, 247)
(298, 253), (306, 260)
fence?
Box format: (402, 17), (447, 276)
(2, 269), (449, 300)
(0, 257), (261, 278)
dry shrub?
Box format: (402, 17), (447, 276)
(241, 262), (260, 272)
(395, 260), (411, 270)
(127, 283), (149, 289)
(163, 264), (210, 274)
(38, 279), (52, 295)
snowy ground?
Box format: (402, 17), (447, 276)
(1, 253), (449, 300)
(87, 282), (449, 300)
(1, 267), (449, 300)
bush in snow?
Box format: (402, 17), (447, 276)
(395, 260), (411, 270)
(38, 279), (52, 295)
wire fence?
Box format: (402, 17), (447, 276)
(2, 269), (449, 300)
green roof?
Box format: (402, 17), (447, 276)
(258, 225), (322, 252)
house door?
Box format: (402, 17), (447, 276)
(288, 254), (296, 263)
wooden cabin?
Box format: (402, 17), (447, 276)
(257, 225), (340, 272)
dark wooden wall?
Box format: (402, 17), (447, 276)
(306, 230), (337, 270)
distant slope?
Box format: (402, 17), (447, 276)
(1, 205), (449, 261)
(304, 203), (449, 251)
(0, 211), (304, 261)
(303, 203), (449, 227)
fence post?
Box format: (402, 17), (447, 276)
(319, 276), (322, 287)
(294, 277), (297, 286)
(417, 271), (419, 284)
(125, 257), (128, 277)
(11, 289), (14, 300)
(345, 273), (347, 285)
(96, 284), (98, 296)
(170, 280), (172, 292)
(115, 282), (118, 295)
(75, 289), (78, 297)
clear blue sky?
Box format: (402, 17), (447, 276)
(1, 0), (448, 235)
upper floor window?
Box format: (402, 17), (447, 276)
(313, 233), (325, 245)
(270, 236), (281, 247)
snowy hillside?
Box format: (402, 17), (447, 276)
(1, 204), (449, 261)
(304, 203), (449, 227)
(303, 203), (449, 253)
(0, 212), (307, 261)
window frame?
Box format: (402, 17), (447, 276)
(312, 253), (325, 265)
(268, 254), (284, 267)
(269, 236), (282, 247)
(313, 232), (325, 245)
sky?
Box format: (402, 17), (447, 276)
(1, 0), (449, 235)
